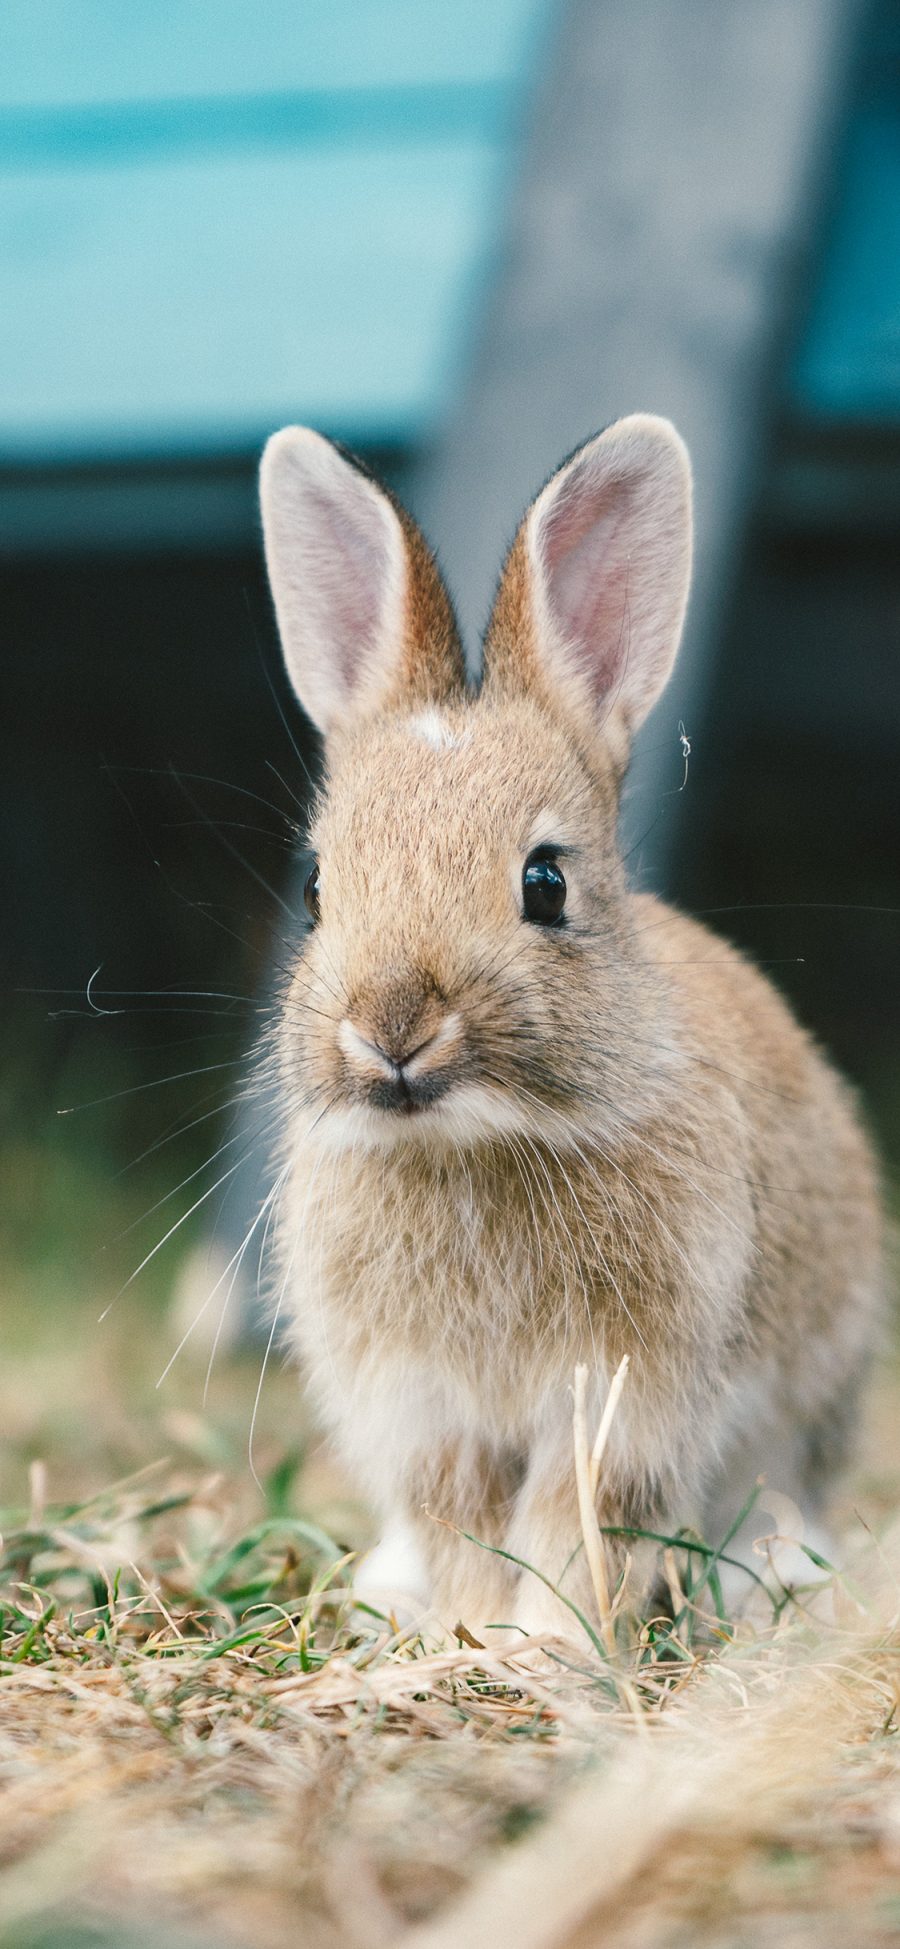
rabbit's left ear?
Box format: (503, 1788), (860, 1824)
(483, 415), (693, 752)
(260, 427), (464, 738)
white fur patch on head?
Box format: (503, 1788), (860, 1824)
(407, 708), (466, 751)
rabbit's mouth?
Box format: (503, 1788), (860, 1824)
(347, 1052), (460, 1123)
(368, 1067), (454, 1117)
(307, 1076), (550, 1156)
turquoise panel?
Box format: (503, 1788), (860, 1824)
(791, 21), (900, 423)
(0, 1), (550, 461)
(0, 1), (546, 104)
(0, 141), (501, 457)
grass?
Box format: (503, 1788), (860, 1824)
(3, 1063), (900, 1948)
(3, 1314), (900, 1949)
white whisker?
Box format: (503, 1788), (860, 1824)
(156, 1172), (285, 1389)
(99, 1155), (248, 1321)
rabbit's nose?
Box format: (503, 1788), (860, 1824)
(340, 966), (454, 1067)
(339, 1022), (424, 1074)
(337, 1012), (464, 1113)
(338, 1012), (463, 1077)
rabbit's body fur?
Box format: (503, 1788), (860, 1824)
(260, 418), (883, 1636)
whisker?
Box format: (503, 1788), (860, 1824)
(245, 1091), (342, 1485)
(47, 1004), (264, 1024)
(279, 992), (341, 1028)
(166, 816), (298, 848)
(626, 1126), (762, 1259)
(112, 1029), (255, 1060)
(58, 1057), (246, 1116)
(513, 1100), (646, 1355)
(247, 1275), (288, 1492)
(20, 983), (260, 1005)
(98, 1153), (249, 1320)
(633, 899), (900, 936)
(594, 1140), (726, 1313)
(241, 583), (318, 798)
(204, 1166), (283, 1405)
(105, 1121), (264, 1249)
(503, 1132), (545, 1283)
(100, 760), (267, 956)
(465, 923), (530, 994)
(620, 801), (667, 868)
(266, 758), (310, 819)
(168, 766), (295, 920)
(512, 1126), (592, 1361)
(156, 1171), (286, 1389)
(291, 955), (349, 1016)
(631, 956), (808, 969)
(513, 1130), (572, 1346)
(116, 1084), (252, 1177)
(105, 760), (299, 833)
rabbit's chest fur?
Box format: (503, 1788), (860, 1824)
(280, 1063), (754, 1473)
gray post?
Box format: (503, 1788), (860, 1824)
(410, 0), (863, 882)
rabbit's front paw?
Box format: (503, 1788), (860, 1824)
(352, 1523), (430, 1627)
(511, 1577), (586, 1652)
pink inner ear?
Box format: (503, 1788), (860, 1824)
(540, 473), (635, 703)
(307, 481), (392, 694)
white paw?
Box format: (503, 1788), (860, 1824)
(352, 1525), (430, 1625)
(511, 1578), (585, 1649)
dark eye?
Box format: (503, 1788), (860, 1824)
(304, 862), (321, 923)
(522, 852), (567, 926)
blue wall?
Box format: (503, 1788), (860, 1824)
(791, 10), (900, 424)
(0, 2), (549, 461)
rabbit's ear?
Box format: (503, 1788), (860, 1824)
(483, 415), (692, 752)
(260, 427), (464, 736)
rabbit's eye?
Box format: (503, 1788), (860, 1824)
(304, 863), (321, 923)
(522, 851), (566, 926)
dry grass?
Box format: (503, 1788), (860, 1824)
(3, 1066), (900, 1949)
(3, 1291), (900, 1949)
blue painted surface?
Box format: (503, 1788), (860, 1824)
(5, 1), (897, 461)
(791, 31), (900, 423)
(0, 4), (549, 104)
(0, 2), (551, 462)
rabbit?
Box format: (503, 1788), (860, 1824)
(256, 414), (884, 1640)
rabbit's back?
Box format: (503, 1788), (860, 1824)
(635, 893), (882, 1415)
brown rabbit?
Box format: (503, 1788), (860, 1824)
(258, 415), (883, 1637)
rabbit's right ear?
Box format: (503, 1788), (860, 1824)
(260, 428), (464, 737)
(483, 415), (693, 761)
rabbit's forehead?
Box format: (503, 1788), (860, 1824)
(317, 700), (590, 863)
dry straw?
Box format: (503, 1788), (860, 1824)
(2, 1366), (900, 1948)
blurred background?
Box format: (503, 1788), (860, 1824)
(2, 0), (899, 1470)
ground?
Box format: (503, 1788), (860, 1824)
(2, 1049), (900, 1949)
